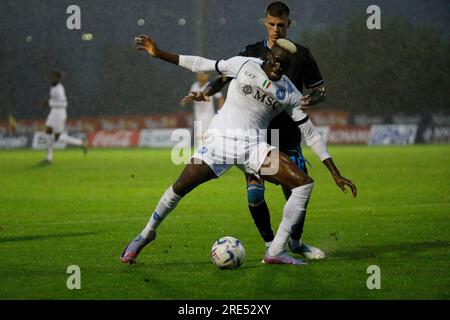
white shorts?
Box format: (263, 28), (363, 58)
(46, 108), (67, 133)
(192, 134), (276, 177)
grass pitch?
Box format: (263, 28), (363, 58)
(0, 145), (449, 299)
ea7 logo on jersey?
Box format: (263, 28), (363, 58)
(244, 71), (256, 79)
(254, 89), (282, 110)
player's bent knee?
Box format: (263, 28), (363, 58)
(290, 175), (314, 190)
(304, 176), (314, 185)
(172, 181), (188, 197)
(247, 183), (265, 207)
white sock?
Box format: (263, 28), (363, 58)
(265, 241), (273, 249)
(140, 186), (182, 239)
(46, 134), (54, 161)
(59, 133), (83, 146)
(268, 183), (314, 256)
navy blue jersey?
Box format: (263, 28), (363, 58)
(239, 39), (323, 150)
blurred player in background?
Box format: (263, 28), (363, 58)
(181, 72), (224, 146)
(7, 113), (17, 134)
(183, 2), (328, 259)
(42, 70), (87, 163)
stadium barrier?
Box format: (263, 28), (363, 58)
(3, 124), (450, 149)
(0, 112), (192, 135)
(2, 110), (450, 149)
(0, 133), (32, 149)
(327, 126), (371, 145)
(32, 131), (67, 150)
(368, 124), (418, 145)
(139, 129), (192, 148)
(420, 126), (450, 144)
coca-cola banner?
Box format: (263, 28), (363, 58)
(327, 126), (371, 145)
(88, 130), (140, 148)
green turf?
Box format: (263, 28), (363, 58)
(0, 145), (449, 299)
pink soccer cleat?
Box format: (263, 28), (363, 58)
(120, 231), (156, 264)
(263, 251), (308, 265)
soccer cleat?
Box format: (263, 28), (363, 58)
(120, 230), (156, 264)
(288, 241), (326, 260)
(40, 159), (53, 165)
(262, 251), (307, 265)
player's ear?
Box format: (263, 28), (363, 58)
(287, 19), (291, 29)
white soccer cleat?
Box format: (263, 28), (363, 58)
(288, 241), (326, 260)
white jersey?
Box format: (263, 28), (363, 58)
(179, 54), (326, 177)
(49, 83), (67, 109)
(208, 56), (306, 139)
(46, 83), (68, 133)
(190, 81), (222, 122)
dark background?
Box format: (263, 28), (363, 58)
(0, 0), (449, 120)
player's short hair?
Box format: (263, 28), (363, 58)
(275, 39), (297, 54)
(51, 70), (62, 78)
(265, 2), (290, 18)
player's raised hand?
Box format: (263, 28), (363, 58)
(333, 175), (357, 198)
(135, 35), (157, 57)
(181, 91), (211, 104)
(301, 86), (326, 111)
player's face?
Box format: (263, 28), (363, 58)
(50, 72), (60, 85)
(264, 46), (291, 81)
(264, 14), (290, 44)
(196, 73), (209, 85)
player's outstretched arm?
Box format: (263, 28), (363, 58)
(322, 158), (357, 198)
(298, 118), (357, 197)
(135, 34), (219, 74)
(135, 35), (179, 65)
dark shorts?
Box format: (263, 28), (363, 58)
(282, 145), (308, 175)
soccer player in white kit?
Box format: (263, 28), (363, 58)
(43, 71), (86, 163)
(121, 35), (356, 265)
(182, 73), (224, 146)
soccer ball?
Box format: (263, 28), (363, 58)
(211, 236), (246, 269)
